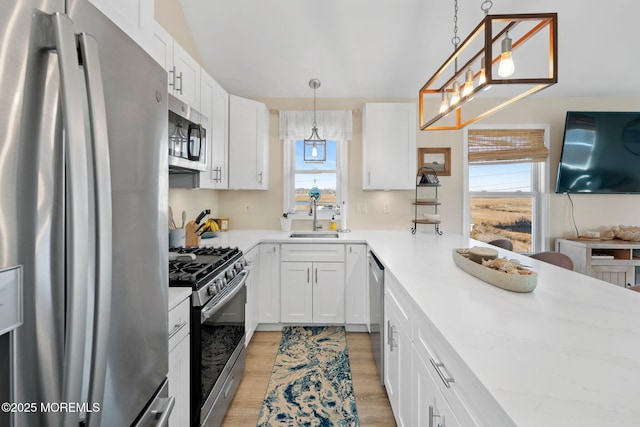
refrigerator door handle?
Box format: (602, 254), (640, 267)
(51, 12), (91, 424)
(78, 32), (114, 427)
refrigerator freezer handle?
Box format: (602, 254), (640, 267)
(52, 12), (91, 425)
(78, 32), (114, 427)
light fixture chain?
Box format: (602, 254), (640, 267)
(481, 0), (493, 15)
(451, 0), (460, 48)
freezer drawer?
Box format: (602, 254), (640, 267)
(0, 266), (22, 336)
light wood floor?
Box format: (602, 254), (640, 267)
(221, 331), (396, 426)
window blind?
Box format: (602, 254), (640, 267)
(468, 129), (548, 164)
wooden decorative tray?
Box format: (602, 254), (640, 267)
(452, 249), (537, 293)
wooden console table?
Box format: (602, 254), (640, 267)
(555, 238), (640, 288)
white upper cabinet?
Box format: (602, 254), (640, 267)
(362, 103), (417, 190)
(149, 22), (201, 109)
(228, 95), (270, 190)
(199, 71), (229, 189)
(89, 0), (153, 51)
(172, 42), (201, 108)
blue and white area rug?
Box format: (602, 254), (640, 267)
(257, 326), (360, 427)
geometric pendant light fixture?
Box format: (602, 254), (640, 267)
(304, 78), (327, 162)
(419, 0), (557, 131)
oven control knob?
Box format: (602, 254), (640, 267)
(234, 261), (244, 272)
(216, 278), (225, 292)
(226, 269), (235, 280)
(207, 284), (216, 296)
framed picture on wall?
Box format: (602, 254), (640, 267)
(418, 147), (451, 176)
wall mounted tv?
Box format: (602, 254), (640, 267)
(556, 111), (640, 194)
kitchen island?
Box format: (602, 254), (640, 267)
(199, 229), (640, 426)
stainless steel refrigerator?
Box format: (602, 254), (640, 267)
(0, 1), (171, 426)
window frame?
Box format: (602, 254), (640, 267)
(462, 124), (550, 253)
(282, 137), (348, 221)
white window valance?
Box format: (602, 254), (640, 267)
(279, 110), (352, 141)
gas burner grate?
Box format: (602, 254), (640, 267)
(169, 261), (215, 283)
(168, 246), (243, 289)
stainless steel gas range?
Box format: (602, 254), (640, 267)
(169, 246), (249, 427)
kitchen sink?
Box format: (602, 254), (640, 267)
(289, 232), (340, 239)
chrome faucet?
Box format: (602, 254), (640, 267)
(309, 196), (319, 231)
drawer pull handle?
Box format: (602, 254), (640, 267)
(429, 405), (443, 427)
(168, 320), (187, 340)
(387, 321), (397, 351)
(430, 358), (454, 388)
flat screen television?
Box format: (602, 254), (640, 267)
(556, 111), (640, 194)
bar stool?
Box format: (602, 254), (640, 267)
(529, 251), (574, 271)
(488, 239), (513, 251)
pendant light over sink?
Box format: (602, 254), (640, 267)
(418, 0), (558, 130)
(304, 78), (326, 162)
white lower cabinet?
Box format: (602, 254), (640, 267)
(345, 244), (367, 325)
(280, 244), (345, 324)
(244, 246), (259, 345)
(280, 261), (345, 323)
(258, 244), (281, 324)
(413, 350), (462, 427)
(168, 295), (190, 427)
(384, 276), (412, 427)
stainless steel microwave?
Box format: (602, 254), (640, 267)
(168, 94), (207, 173)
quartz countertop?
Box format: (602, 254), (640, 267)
(197, 229), (640, 426)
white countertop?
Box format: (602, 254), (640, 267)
(197, 229), (640, 426)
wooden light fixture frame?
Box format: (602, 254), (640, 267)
(419, 13), (558, 131)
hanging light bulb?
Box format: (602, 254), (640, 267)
(498, 32), (515, 77)
(450, 81), (461, 105)
(311, 142), (318, 157)
(439, 91), (449, 114)
(478, 56), (487, 86)
(462, 68), (474, 97)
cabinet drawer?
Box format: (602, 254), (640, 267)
(412, 308), (513, 427)
(0, 266), (22, 336)
(281, 244), (345, 262)
(168, 297), (190, 352)
(384, 273), (412, 335)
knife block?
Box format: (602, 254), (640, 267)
(185, 221), (201, 247)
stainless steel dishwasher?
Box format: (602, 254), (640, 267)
(368, 251), (384, 385)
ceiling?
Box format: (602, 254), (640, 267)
(179, 0), (640, 99)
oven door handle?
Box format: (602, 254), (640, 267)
(201, 269), (250, 323)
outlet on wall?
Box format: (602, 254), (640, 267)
(356, 203), (367, 214)
(383, 202), (391, 214)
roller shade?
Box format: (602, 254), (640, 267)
(468, 129), (548, 164)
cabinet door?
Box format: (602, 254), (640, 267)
(345, 244), (367, 325)
(312, 262), (345, 323)
(168, 335), (190, 427)
(199, 72), (229, 189)
(89, 0), (153, 50)
(229, 95), (269, 190)
(172, 42), (201, 108)
(384, 298), (412, 427)
(362, 103), (416, 190)
(258, 244), (281, 324)
(149, 22), (173, 73)
(281, 261), (313, 323)
(413, 351), (462, 427)
(590, 264), (636, 287)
